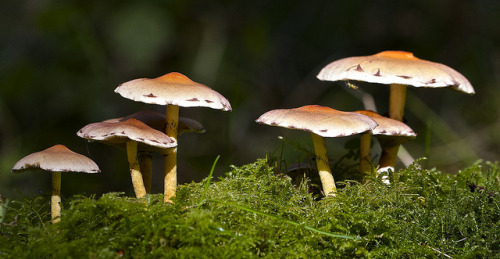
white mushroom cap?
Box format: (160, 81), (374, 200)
(12, 144), (100, 174)
(354, 110), (416, 138)
(317, 50), (474, 94)
(104, 110), (206, 135)
(114, 72), (232, 111)
(256, 105), (378, 137)
(77, 118), (177, 154)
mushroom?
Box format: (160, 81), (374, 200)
(104, 110), (205, 193)
(317, 50), (475, 121)
(353, 110), (416, 178)
(77, 118), (177, 198)
(114, 72), (231, 202)
(256, 105), (378, 196)
(11, 144), (100, 223)
(104, 110), (206, 135)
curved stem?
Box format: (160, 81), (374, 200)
(139, 152), (153, 194)
(310, 133), (336, 196)
(164, 105), (179, 203)
(51, 171), (62, 223)
(127, 141), (146, 198)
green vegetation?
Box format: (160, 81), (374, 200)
(1, 158), (498, 258)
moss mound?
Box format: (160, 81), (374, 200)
(1, 159), (499, 258)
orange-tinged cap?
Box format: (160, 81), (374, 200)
(12, 144), (100, 174)
(256, 105), (378, 138)
(104, 110), (205, 135)
(115, 72), (232, 111)
(354, 110), (416, 137)
(77, 118), (177, 154)
(317, 51), (474, 94)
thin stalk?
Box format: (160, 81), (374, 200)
(359, 133), (372, 175)
(388, 84), (407, 121)
(310, 133), (336, 196)
(164, 105), (179, 203)
(127, 141), (146, 198)
(51, 171), (62, 223)
(139, 152), (153, 194)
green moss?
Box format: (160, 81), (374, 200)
(1, 158), (498, 258)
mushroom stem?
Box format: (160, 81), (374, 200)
(51, 171), (62, 224)
(126, 141), (146, 198)
(310, 133), (336, 196)
(139, 152), (153, 194)
(383, 83), (407, 171)
(378, 141), (400, 172)
(359, 133), (372, 175)
(388, 84), (407, 122)
(164, 105), (179, 203)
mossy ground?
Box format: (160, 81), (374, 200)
(1, 158), (499, 258)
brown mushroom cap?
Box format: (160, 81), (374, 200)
(77, 118), (177, 154)
(12, 144), (100, 174)
(114, 72), (232, 111)
(354, 110), (416, 138)
(317, 50), (474, 94)
(104, 110), (206, 135)
(256, 105), (378, 137)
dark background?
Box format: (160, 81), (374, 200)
(1, 0), (499, 198)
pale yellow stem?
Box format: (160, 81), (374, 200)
(127, 141), (146, 198)
(359, 133), (372, 176)
(164, 105), (179, 203)
(384, 83), (407, 172)
(389, 84), (407, 122)
(51, 171), (62, 224)
(311, 133), (336, 196)
(139, 152), (153, 194)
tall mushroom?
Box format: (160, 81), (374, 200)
(104, 110), (206, 193)
(77, 118), (177, 198)
(354, 110), (416, 178)
(317, 51), (474, 121)
(11, 144), (100, 223)
(114, 72), (231, 203)
(317, 50), (474, 167)
(256, 105), (378, 196)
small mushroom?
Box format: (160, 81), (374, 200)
(354, 110), (416, 179)
(11, 144), (100, 223)
(104, 110), (205, 193)
(115, 72), (231, 202)
(77, 118), (177, 198)
(256, 105), (378, 196)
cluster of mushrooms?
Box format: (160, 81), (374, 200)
(11, 51), (474, 223)
(256, 51), (474, 196)
(12, 72), (232, 223)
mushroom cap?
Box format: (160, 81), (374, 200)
(317, 50), (474, 94)
(354, 110), (416, 137)
(77, 118), (177, 154)
(103, 110), (206, 135)
(12, 144), (100, 173)
(256, 105), (379, 137)
(114, 72), (232, 111)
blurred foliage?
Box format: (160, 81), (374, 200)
(1, 0), (500, 197)
(0, 159), (498, 257)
